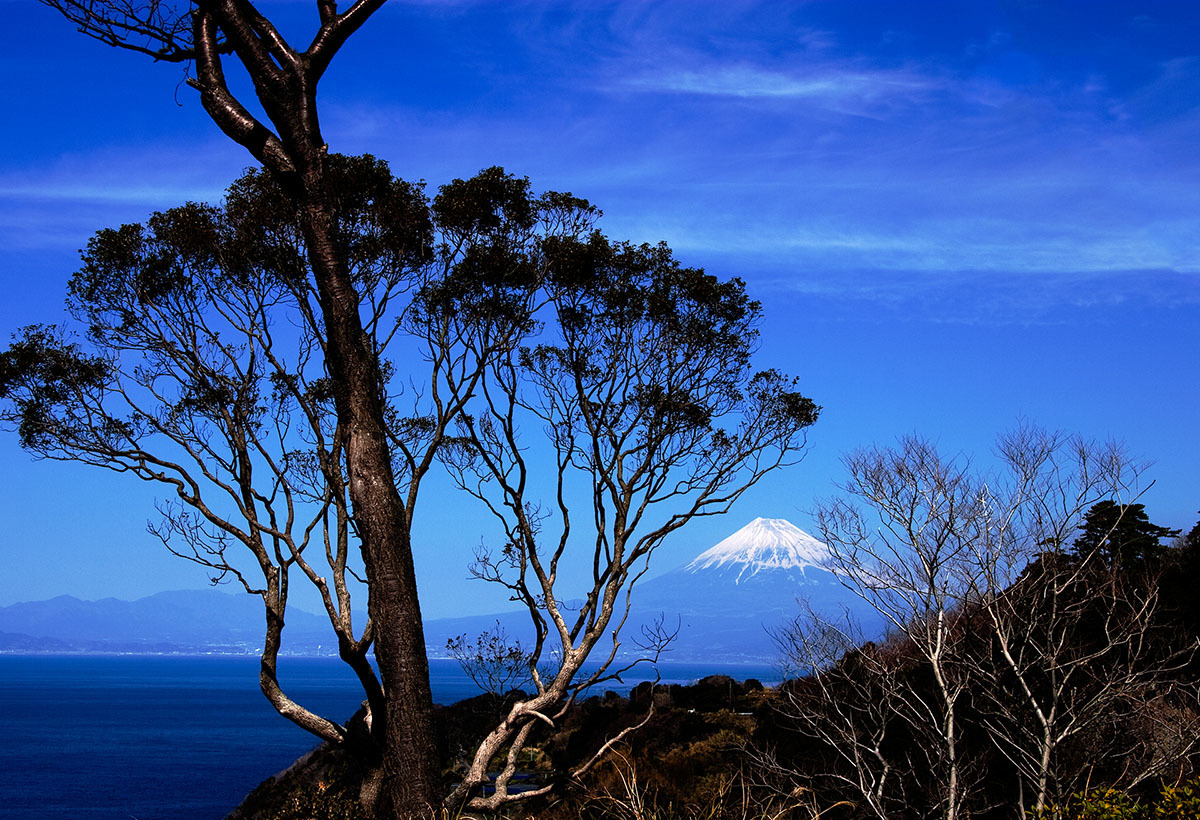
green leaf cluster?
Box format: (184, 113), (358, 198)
(1034, 777), (1200, 820)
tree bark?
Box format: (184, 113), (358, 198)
(189, 4), (443, 815)
(40, 1), (442, 815)
(295, 169), (440, 817)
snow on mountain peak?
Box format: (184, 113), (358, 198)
(684, 517), (830, 582)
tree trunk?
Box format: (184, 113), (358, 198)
(298, 181), (441, 818)
(43, 2), (443, 814)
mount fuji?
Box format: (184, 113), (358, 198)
(419, 517), (885, 664)
(1, 519), (883, 664)
(682, 517), (832, 581)
(616, 517), (883, 662)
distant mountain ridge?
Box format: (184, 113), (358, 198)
(1, 519), (884, 661)
(0, 589), (334, 655)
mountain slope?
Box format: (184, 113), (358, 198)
(620, 518), (883, 661)
(684, 517), (829, 580)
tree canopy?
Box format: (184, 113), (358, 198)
(0, 154), (818, 815)
(1073, 500), (1181, 567)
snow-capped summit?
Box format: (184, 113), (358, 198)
(617, 516), (879, 660)
(424, 517), (882, 665)
(684, 517), (830, 582)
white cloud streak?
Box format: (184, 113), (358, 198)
(0, 139), (250, 247)
(627, 64), (937, 106)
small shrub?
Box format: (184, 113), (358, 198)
(1035, 777), (1200, 820)
(270, 778), (367, 820)
(1154, 778), (1200, 820)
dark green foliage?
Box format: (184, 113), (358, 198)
(233, 678), (781, 820)
(0, 325), (112, 449)
(433, 165), (537, 238)
(268, 779), (368, 820)
(223, 155), (434, 290)
(1185, 514), (1200, 551)
(510, 230), (817, 474)
(1033, 777), (1200, 820)
(1073, 501), (1180, 568)
(0, 156), (443, 480)
(228, 743), (373, 820)
(536, 677), (774, 819)
(0, 155), (609, 481)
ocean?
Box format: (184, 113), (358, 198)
(0, 655), (776, 820)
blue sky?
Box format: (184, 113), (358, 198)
(0, 1), (1197, 618)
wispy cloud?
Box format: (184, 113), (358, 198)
(0, 183), (221, 205)
(0, 141), (242, 205)
(658, 212), (1200, 275)
(755, 267), (1200, 327)
(0, 139), (249, 248)
(627, 63), (938, 108)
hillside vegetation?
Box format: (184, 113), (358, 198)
(230, 505), (1200, 820)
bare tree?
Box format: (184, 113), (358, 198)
(814, 436), (987, 820)
(970, 428), (1194, 814)
(34, 4), (440, 813)
(434, 233), (820, 811)
(775, 427), (1194, 820)
(767, 609), (914, 820)
(447, 620), (536, 699)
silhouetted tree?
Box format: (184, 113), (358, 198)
(1179, 511), (1200, 552)
(34, 3), (441, 814)
(0, 157), (595, 815)
(438, 229), (819, 810)
(31, 7), (820, 815)
(447, 621), (536, 699)
(1072, 501), (1180, 568)
(777, 427), (1193, 820)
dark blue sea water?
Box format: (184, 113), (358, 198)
(0, 656), (775, 820)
